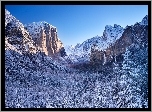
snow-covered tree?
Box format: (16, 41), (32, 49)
(116, 43), (148, 108)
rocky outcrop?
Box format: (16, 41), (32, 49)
(98, 16), (148, 65)
(25, 22), (66, 57)
(104, 26), (134, 63)
(88, 15), (148, 68)
(45, 27), (64, 56)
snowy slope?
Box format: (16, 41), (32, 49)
(5, 9), (38, 54)
(64, 45), (75, 55)
(5, 37), (22, 55)
(5, 9), (30, 37)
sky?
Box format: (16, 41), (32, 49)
(5, 5), (148, 46)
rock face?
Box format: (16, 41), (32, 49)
(25, 21), (65, 57)
(89, 21), (148, 66)
(104, 18), (148, 64)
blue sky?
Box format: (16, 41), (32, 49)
(5, 5), (148, 46)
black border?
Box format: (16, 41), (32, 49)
(1, 1), (151, 5)
(1, 1), (151, 111)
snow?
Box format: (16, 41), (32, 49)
(24, 21), (57, 41)
(5, 38), (22, 54)
(5, 9), (148, 108)
(64, 24), (124, 63)
(5, 9), (38, 54)
(5, 9), (26, 33)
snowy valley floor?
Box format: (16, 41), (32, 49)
(5, 66), (148, 108)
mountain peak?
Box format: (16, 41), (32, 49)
(105, 24), (122, 30)
(139, 15), (148, 25)
(143, 15), (148, 19)
(103, 24), (124, 42)
(24, 21), (57, 37)
(25, 21), (56, 29)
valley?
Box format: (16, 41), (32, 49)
(5, 9), (148, 108)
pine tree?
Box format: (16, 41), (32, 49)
(116, 44), (148, 108)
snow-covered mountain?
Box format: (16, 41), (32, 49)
(64, 15), (148, 64)
(5, 9), (37, 54)
(5, 9), (68, 73)
(64, 24), (124, 63)
(5, 9), (66, 58)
